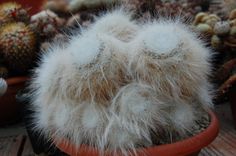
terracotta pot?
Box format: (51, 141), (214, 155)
(0, 0), (45, 15)
(54, 110), (219, 156)
(0, 77), (28, 125)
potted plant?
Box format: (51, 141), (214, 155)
(0, 1), (37, 125)
(28, 9), (219, 156)
(0, 0), (66, 125)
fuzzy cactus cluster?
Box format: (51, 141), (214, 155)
(194, 9), (236, 51)
(30, 9), (212, 155)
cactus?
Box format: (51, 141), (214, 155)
(30, 10), (64, 39)
(0, 2), (30, 26)
(214, 21), (230, 36)
(0, 22), (36, 73)
(196, 23), (214, 35)
(30, 10), (212, 155)
(194, 10), (236, 50)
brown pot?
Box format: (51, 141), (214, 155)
(54, 110), (219, 156)
(0, 77), (28, 126)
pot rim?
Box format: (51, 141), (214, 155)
(6, 76), (28, 86)
(54, 110), (219, 156)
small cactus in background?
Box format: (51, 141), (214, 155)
(193, 12), (221, 29)
(0, 2), (30, 26)
(0, 78), (7, 96)
(0, 22), (36, 73)
(29, 10), (65, 39)
(194, 10), (236, 51)
(214, 21), (230, 36)
(196, 23), (214, 35)
(211, 34), (222, 49)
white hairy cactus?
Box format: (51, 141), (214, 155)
(91, 9), (139, 41)
(129, 20), (213, 107)
(30, 9), (213, 156)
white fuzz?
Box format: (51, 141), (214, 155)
(68, 33), (101, 66)
(30, 9), (213, 156)
(129, 20), (213, 108)
(170, 103), (197, 137)
(91, 9), (139, 41)
(0, 78), (7, 96)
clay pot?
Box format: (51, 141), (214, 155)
(0, 77), (28, 125)
(54, 110), (219, 156)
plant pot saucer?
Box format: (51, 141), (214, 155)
(53, 110), (219, 156)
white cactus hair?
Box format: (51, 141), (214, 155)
(91, 8), (138, 41)
(30, 8), (213, 156)
(129, 19), (213, 107)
